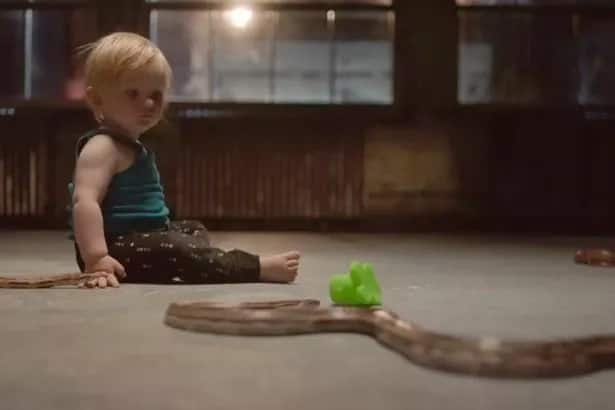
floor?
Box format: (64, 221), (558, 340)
(1, 230), (615, 410)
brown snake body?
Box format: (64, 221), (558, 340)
(0, 272), (109, 288)
(574, 249), (615, 267)
(164, 299), (615, 379)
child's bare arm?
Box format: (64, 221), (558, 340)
(72, 135), (126, 284)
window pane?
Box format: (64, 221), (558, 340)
(577, 17), (615, 105)
(152, 10), (211, 101)
(64, 9), (98, 100)
(212, 10), (275, 102)
(0, 9), (96, 100)
(32, 11), (70, 98)
(274, 11), (331, 103)
(334, 11), (394, 104)
(0, 11), (25, 99)
(458, 12), (577, 104)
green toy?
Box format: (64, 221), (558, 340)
(329, 261), (382, 306)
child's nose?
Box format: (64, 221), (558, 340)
(144, 98), (155, 109)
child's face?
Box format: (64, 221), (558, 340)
(94, 66), (167, 137)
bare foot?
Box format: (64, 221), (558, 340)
(259, 251), (301, 283)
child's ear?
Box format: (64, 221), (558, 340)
(85, 86), (102, 110)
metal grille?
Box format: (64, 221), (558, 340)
(175, 134), (362, 219)
(0, 137), (48, 217)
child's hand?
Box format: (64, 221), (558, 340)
(83, 255), (126, 288)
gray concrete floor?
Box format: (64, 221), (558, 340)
(1, 230), (615, 410)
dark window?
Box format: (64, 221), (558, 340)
(0, 11), (25, 99)
(457, 0), (615, 106)
(0, 5), (96, 101)
(577, 16), (615, 105)
(458, 12), (576, 104)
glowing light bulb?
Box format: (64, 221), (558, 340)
(225, 6), (253, 29)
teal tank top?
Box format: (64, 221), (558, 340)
(67, 128), (170, 236)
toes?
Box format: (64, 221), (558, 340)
(108, 274), (120, 288)
(285, 251), (301, 260)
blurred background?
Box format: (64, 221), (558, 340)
(1, 0), (614, 234)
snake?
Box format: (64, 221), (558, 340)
(574, 248), (615, 267)
(1, 249), (614, 379)
(164, 298), (615, 379)
(0, 272), (110, 288)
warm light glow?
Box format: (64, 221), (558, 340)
(225, 6), (253, 29)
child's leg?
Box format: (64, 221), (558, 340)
(168, 220), (210, 244)
(107, 230), (260, 283)
(166, 220), (300, 282)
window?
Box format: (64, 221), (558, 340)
(152, 10), (211, 100)
(149, 1), (394, 104)
(457, 0), (615, 106)
(577, 16), (615, 105)
(0, 11), (25, 99)
(334, 11), (393, 103)
(212, 10), (276, 102)
(458, 12), (576, 104)
(274, 11), (331, 103)
(0, 4), (97, 101)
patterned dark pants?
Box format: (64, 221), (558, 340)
(74, 220), (260, 283)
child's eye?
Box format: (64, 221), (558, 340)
(126, 89), (139, 99)
(151, 91), (162, 102)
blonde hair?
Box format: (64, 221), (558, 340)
(79, 32), (172, 92)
